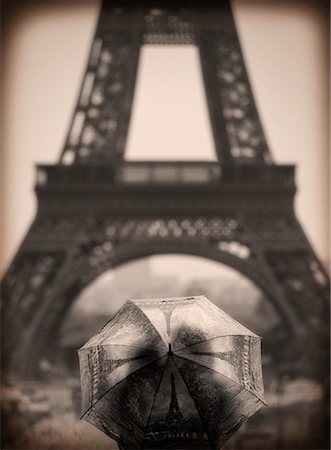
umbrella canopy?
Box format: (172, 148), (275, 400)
(78, 296), (265, 449)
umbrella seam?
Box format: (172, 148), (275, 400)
(174, 353), (266, 405)
(78, 344), (163, 353)
(80, 354), (168, 420)
(175, 334), (262, 352)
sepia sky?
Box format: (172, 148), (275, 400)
(1, 0), (329, 274)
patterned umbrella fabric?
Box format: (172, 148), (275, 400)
(78, 296), (265, 449)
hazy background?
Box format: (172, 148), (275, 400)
(1, 2), (329, 448)
(1, 0), (330, 274)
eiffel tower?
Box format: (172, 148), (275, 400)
(2, 0), (329, 383)
(166, 373), (184, 425)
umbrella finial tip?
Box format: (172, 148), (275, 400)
(168, 343), (173, 355)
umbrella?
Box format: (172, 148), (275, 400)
(78, 296), (265, 449)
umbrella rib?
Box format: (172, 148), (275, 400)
(80, 343), (163, 353)
(171, 355), (214, 448)
(142, 356), (170, 440)
(80, 354), (168, 420)
(175, 334), (260, 352)
(174, 354), (266, 405)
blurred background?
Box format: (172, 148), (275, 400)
(1, 0), (329, 449)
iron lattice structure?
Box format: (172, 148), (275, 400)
(2, 0), (329, 381)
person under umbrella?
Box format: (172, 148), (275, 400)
(79, 296), (266, 449)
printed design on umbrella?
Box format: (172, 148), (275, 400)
(175, 335), (264, 400)
(79, 300), (167, 411)
(172, 354), (263, 448)
(143, 357), (208, 447)
(135, 297), (192, 344)
(79, 296), (266, 449)
(104, 354), (152, 372)
(83, 355), (168, 449)
(84, 300), (166, 351)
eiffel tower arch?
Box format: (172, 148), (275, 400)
(2, 1), (329, 383)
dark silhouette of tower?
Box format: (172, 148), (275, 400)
(143, 368), (208, 449)
(166, 374), (184, 425)
(2, 0), (329, 388)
